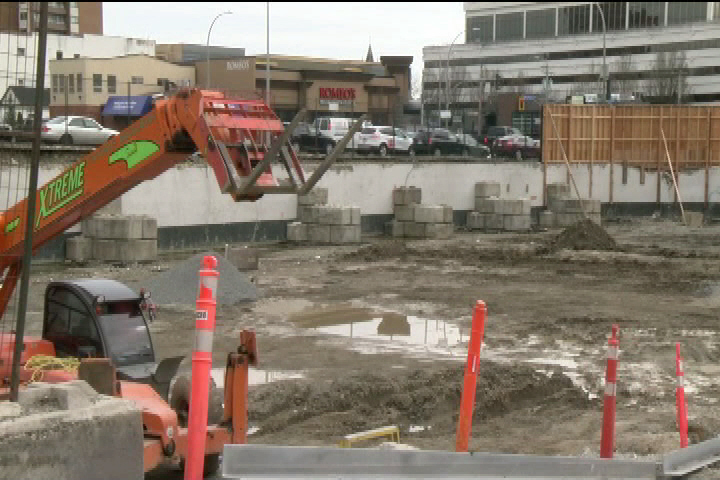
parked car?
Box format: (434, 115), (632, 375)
(483, 126), (523, 149)
(493, 133), (541, 161)
(41, 116), (119, 145)
(455, 133), (491, 158)
(412, 129), (471, 157)
(356, 126), (413, 156)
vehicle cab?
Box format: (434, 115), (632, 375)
(43, 279), (156, 377)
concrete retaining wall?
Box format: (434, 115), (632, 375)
(4, 157), (720, 258)
(0, 380), (143, 480)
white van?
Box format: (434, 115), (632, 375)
(312, 117), (368, 153)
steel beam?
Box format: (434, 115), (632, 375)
(662, 436), (720, 477)
(222, 445), (660, 479)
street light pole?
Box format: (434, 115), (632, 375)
(445, 30), (464, 128)
(206, 11), (233, 89)
(592, 2), (608, 101)
(266, 2), (270, 107)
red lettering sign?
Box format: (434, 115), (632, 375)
(319, 87), (356, 100)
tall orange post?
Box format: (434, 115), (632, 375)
(676, 343), (689, 448)
(185, 256), (219, 480)
(600, 324), (619, 458)
(455, 300), (487, 453)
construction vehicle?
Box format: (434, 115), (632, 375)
(0, 88), (365, 475)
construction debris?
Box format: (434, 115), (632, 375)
(466, 182), (531, 232)
(549, 219), (617, 252)
(543, 183), (602, 228)
(387, 187), (453, 239)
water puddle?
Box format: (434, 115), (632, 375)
(289, 303), (468, 357)
(210, 367), (304, 389)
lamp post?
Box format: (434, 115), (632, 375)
(265, 2), (270, 107)
(592, 2), (608, 101)
(206, 11), (233, 89)
(445, 28), (481, 128)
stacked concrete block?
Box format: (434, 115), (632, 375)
(67, 214), (158, 263)
(388, 187), (453, 239)
(467, 182), (531, 232)
(289, 188), (361, 244)
(543, 183), (602, 227)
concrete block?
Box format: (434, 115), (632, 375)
(287, 222), (308, 242)
(501, 199), (532, 215)
(546, 183), (570, 200)
(466, 212), (484, 230)
(483, 213), (505, 230)
(394, 204), (416, 222)
(318, 207), (352, 225)
(389, 221), (406, 238)
(503, 214), (532, 231)
(93, 215), (142, 240)
(550, 198), (601, 214)
(349, 207), (361, 226)
(66, 236), (92, 262)
(539, 211), (556, 229)
(307, 224), (331, 243)
(298, 187), (328, 206)
(0, 402), (21, 422)
(475, 197), (503, 214)
(297, 206), (321, 224)
(330, 225), (361, 243)
(1, 380), (144, 480)
(226, 246), (259, 271)
(95, 198), (122, 215)
(140, 215), (157, 239)
(425, 222), (453, 239)
(441, 205), (453, 224)
(475, 182), (501, 198)
(414, 205), (445, 224)
(684, 211), (704, 227)
(393, 186), (422, 206)
(404, 222), (426, 238)
(93, 239), (157, 263)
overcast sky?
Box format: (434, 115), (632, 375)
(103, 2), (465, 96)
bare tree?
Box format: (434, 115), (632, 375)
(613, 54), (636, 96)
(645, 50), (689, 103)
(421, 68), (442, 111)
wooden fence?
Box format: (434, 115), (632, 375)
(542, 104), (720, 171)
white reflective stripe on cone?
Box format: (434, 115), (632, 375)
(604, 382), (616, 396)
(677, 376), (684, 388)
(678, 360), (684, 373)
(194, 329), (215, 353)
(607, 346), (619, 359)
(197, 275), (218, 300)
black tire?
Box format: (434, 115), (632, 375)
(433, 147), (442, 157)
(169, 371), (224, 477)
(379, 143), (388, 157)
(60, 134), (73, 145)
(515, 150), (523, 162)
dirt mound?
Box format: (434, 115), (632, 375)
(248, 362), (591, 441)
(549, 219), (617, 252)
(143, 252), (257, 306)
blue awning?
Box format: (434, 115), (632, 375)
(103, 96), (153, 116)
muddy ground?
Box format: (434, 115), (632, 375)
(11, 217), (720, 476)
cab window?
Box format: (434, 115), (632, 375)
(45, 287), (102, 358)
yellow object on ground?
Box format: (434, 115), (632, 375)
(338, 425), (400, 448)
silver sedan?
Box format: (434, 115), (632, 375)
(41, 116), (119, 145)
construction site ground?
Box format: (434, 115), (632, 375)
(16, 217), (720, 477)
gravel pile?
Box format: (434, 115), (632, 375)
(549, 219), (617, 252)
(144, 252), (257, 306)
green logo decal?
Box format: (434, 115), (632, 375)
(4, 217), (19, 234)
(109, 141), (160, 170)
(36, 162), (86, 228)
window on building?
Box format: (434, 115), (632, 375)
(52, 74), (58, 93)
(593, 2), (628, 31)
(466, 15), (493, 44)
(526, 8), (557, 39)
(495, 12), (524, 42)
(71, 15), (78, 25)
(17, 79), (23, 86)
(33, 13), (39, 24)
(73, 53), (79, 58)
(629, 2), (663, 28)
(157, 78), (168, 86)
(131, 76), (144, 85)
(68, 74), (74, 93)
(17, 47), (25, 56)
(56, 51), (63, 60)
(19, 12), (27, 21)
(667, 2), (708, 25)
(107, 75), (116, 94)
(70, 2), (78, 7)
(558, 4), (591, 35)
(93, 74), (102, 92)
(76, 73), (82, 92)
(58, 74), (65, 93)
(49, 14), (66, 24)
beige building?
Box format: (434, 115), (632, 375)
(195, 54), (413, 125)
(0, 2), (103, 36)
(48, 54), (194, 126)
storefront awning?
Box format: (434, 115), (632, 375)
(102, 96), (153, 116)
